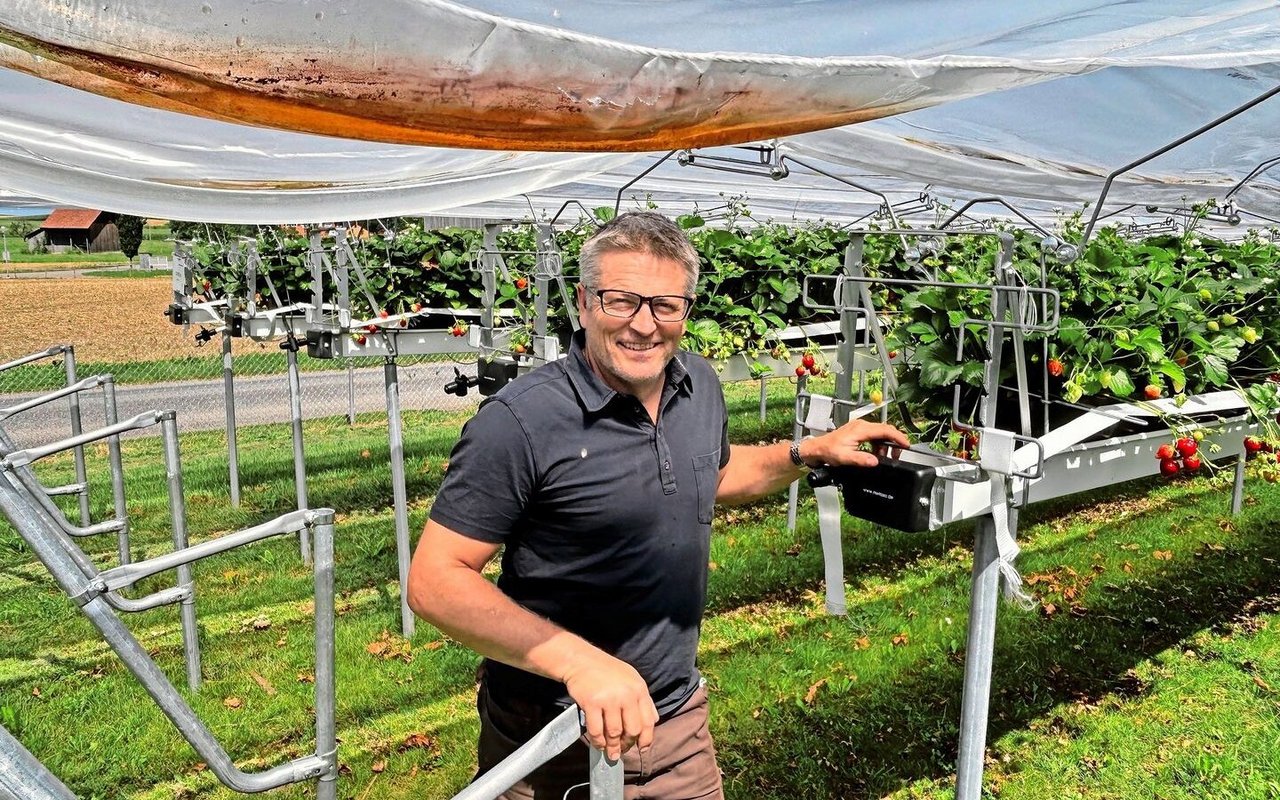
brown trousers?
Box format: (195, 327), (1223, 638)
(476, 681), (724, 800)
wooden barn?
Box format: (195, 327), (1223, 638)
(25, 208), (120, 253)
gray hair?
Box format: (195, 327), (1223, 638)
(578, 212), (700, 295)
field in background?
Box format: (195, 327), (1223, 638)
(0, 276), (270, 365)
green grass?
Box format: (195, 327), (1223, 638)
(1, 379), (1278, 799)
(5, 234), (173, 265)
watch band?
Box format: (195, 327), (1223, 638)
(789, 438), (809, 470)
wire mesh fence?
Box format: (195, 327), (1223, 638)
(0, 270), (482, 449)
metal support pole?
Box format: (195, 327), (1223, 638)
(101, 379), (129, 565)
(161, 412), (202, 692)
(284, 341), (312, 564)
(222, 330), (241, 507)
(1232, 449), (1247, 515)
(588, 749), (624, 800)
(833, 245), (861, 428)
(954, 513), (1006, 800)
(346, 360), (357, 425)
(758, 378), (768, 422)
(311, 513), (338, 800)
(62, 347), (91, 526)
(383, 358), (415, 638)
(0, 723), (78, 800)
(786, 380), (806, 532)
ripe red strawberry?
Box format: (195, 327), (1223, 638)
(1155, 443), (1176, 461)
(364, 324), (378, 333)
(378, 309), (389, 319)
(1183, 454), (1202, 471)
(1244, 436), (1264, 454)
(1047, 358), (1064, 377)
(515, 277), (528, 290)
(795, 366), (807, 377)
(808, 365), (822, 377)
(450, 324), (465, 337)
(354, 334), (367, 345)
(801, 353), (816, 369)
(1143, 384), (1162, 400)
(888, 350), (899, 359)
(1159, 458), (1180, 477)
(1175, 438), (1197, 458)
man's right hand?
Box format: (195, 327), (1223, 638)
(561, 650), (659, 762)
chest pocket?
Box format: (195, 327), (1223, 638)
(692, 450), (720, 525)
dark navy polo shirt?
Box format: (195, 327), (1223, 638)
(429, 330), (730, 716)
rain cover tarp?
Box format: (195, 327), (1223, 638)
(1, 0), (1279, 224)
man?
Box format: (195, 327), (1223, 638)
(407, 212), (908, 799)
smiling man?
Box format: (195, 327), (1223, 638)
(407, 212), (907, 799)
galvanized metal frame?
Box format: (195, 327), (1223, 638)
(0, 345), (91, 525)
(0, 456), (339, 798)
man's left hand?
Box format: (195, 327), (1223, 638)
(801, 419), (910, 468)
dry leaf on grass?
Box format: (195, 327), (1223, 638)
(250, 672), (277, 696)
(223, 697), (242, 709)
(803, 678), (827, 706)
(399, 733), (440, 754)
(366, 630), (414, 663)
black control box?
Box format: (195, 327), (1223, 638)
(306, 329), (335, 359)
(477, 357), (518, 396)
(808, 446), (938, 533)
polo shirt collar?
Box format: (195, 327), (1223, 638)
(565, 330), (694, 414)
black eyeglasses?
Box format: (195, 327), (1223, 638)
(587, 288), (694, 322)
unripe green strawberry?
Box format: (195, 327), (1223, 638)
(1241, 327), (1259, 344)
(1220, 313), (1237, 327)
(1207, 320), (1220, 332)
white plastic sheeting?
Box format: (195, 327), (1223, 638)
(1, 0), (1279, 225)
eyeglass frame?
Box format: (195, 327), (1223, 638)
(582, 286), (696, 322)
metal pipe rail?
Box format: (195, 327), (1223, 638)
(1, 411), (163, 470)
(0, 470), (338, 799)
(455, 704), (622, 800)
(0, 344), (72, 374)
(0, 374), (132, 562)
(0, 723), (78, 800)
(1, 409), (205, 686)
(0, 344), (92, 525)
(0, 458), (190, 615)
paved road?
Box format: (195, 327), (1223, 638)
(0, 362), (480, 447)
(1, 263), (164, 280)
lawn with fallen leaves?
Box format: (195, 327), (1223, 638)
(1, 380), (1278, 799)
